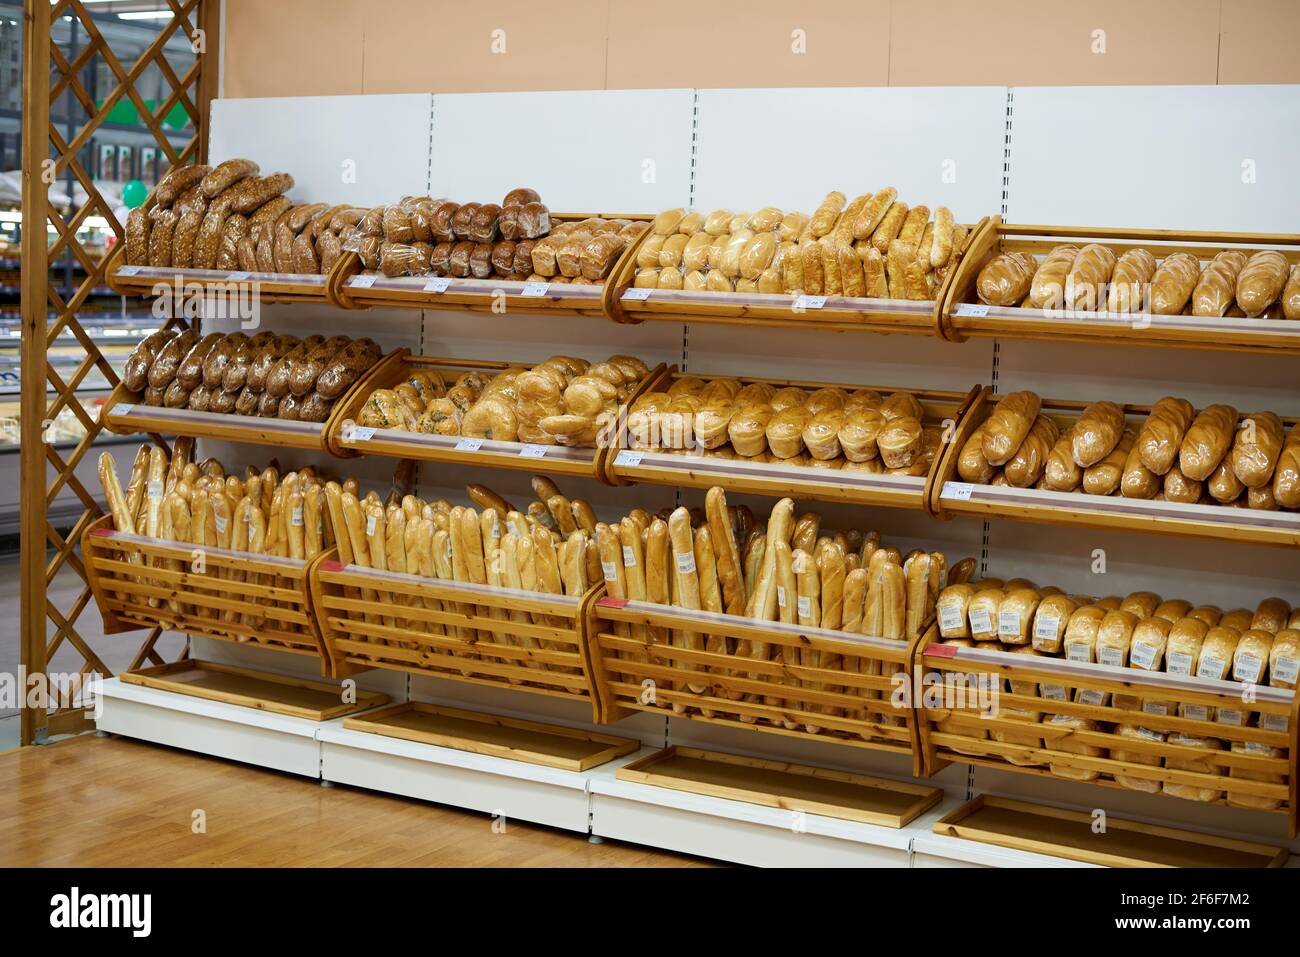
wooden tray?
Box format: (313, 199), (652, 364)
(329, 212), (652, 316)
(105, 240), (334, 306)
(342, 701), (638, 771)
(930, 387), (1300, 548)
(118, 659), (389, 721)
(934, 795), (1289, 867)
(605, 365), (981, 513)
(617, 745), (942, 827)
(311, 560), (605, 720)
(327, 351), (665, 482)
(603, 217), (989, 336)
(83, 515), (328, 661)
(591, 593), (933, 765)
(98, 348), (399, 454)
(914, 640), (1300, 837)
(939, 218), (1300, 355)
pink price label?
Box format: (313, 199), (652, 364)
(926, 643), (958, 658)
(597, 596), (629, 610)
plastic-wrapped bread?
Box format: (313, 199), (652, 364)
(1192, 249), (1249, 317)
(1110, 724), (1166, 793)
(1229, 410), (1284, 489)
(956, 423), (995, 483)
(1095, 609), (1138, 670)
(1031, 594), (1078, 654)
(877, 415), (923, 469)
(966, 587), (1002, 641)
(981, 391), (1041, 467)
(1082, 429), (1135, 496)
(937, 583), (975, 639)
(1064, 243), (1116, 311)
(1162, 464), (1202, 503)
(976, 251), (1037, 306)
(1235, 249), (1289, 317)
(1045, 713), (1105, 781)
(1042, 428), (1083, 491)
(1162, 733), (1225, 802)
(870, 201), (909, 254)
(809, 191), (847, 238)
(1135, 396), (1195, 474)
(1268, 628), (1300, 690)
(1071, 400), (1126, 467)
(1004, 415), (1058, 488)
(1283, 264), (1300, 320)
(1273, 423), (1300, 508)
(1150, 252), (1201, 314)
(1120, 441), (1161, 499)
(1178, 404), (1238, 481)
(929, 207), (954, 269)
(1231, 628), (1273, 686)
(1025, 245), (1079, 309)
(1106, 247), (1157, 314)
(851, 188), (895, 241)
(1194, 625), (1241, 685)
(997, 587), (1040, 645)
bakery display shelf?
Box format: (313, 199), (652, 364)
(616, 745), (942, 827)
(119, 659), (388, 722)
(606, 365), (980, 512)
(328, 212), (652, 316)
(590, 593), (931, 765)
(342, 701), (639, 772)
(98, 348), (401, 453)
(932, 388), (1300, 548)
(933, 795), (1289, 868)
(914, 641), (1300, 837)
(602, 217), (988, 335)
(311, 560), (605, 720)
(940, 218), (1300, 355)
(104, 242), (331, 306)
(83, 515), (329, 661)
(328, 351), (666, 482)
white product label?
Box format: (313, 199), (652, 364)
(622, 546), (635, 567)
(601, 560), (618, 582)
(489, 513), (500, 539)
(776, 585), (787, 609)
(519, 444), (548, 459)
(1166, 650), (1194, 676)
(365, 514), (377, 536)
(939, 604), (965, 634)
(1233, 654), (1264, 683)
(968, 606), (993, 635)
(954, 302), (990, 318)
(1040, 684), (1067, 702)
(1049, 712), (1076, 725)
(1033, 614), (1060, 642)
(794, 294), (827, 310)
(147, 479), (163, 500)
(613, 450), (644, 467)
(1130, 641), (1158, 671)
(350, 274), (377, 289)
(454, 437), (482, 452)
(290, 505), (303, 527)
(1065, 641), (1091, 663)
(998, 610), (1021, 638)
(521, 281), (549, 297)
(675, 550), (696, 575)
(227, 271), (251, 282)
(114, 403), (135, 415)
(1260, 713), (1290, 733)
(1141, 701), (1168, 716)
(797, 595), (812, 618)
(1098, 646), (1126, 668)
(214, 513), (228, 535)
(424, 277), (452, 293)
(1216, 708), (1244, 726)
(1273, 656), (1299, 685)
(1197, 654), (1226, 680)
(622, 287), (652, 301)
(1181, 704), (1208, 722)
(1243, 740), (1275, 755)
(1134, 726), (1166, 742)
(944, 482), (974, 501)
(349, 426), (376, 442)
(117, 265), (141, 277)
(1077, 688), (1106, 706)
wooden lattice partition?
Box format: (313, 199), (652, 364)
(19, 0), (219, 743)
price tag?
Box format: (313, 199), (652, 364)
(622, 546), (636, 567)
(518, 444), (548, 459)
(1076, 688), (1106, 707)
(675, 550), (696, 575)
(1097, 646), (1125, 668)
(1243, 740), (1275, 754)
(1261, 713), (1290, 733)
(454, 437), (483, 452)
(614, 449), (643, 467)
(1130, 642), (1157, 671)
(1141, 701), (1168, 716)
(1196, 654), (1226, 680)
(147, 479), (164, 501)
(115, 403), (135, 416)
(622, 288), (652, 301)
(424, 277), (452, 293)
(1166, 650), (1194, 675)
(944, 482), (974, 501)
(997, 610), (1021, 638)
(349, 426), (376, 442)
(227, 271), (251, 282)
(291, 505), (304, 527)
(1040, 684), (1067, 702)
(601, 560), (618, 582)
(1181, 704), (1208, 722)
(521, 281), (549, 297)
(776, 585), (787, 609)
(1216, 708), (1244, 727)
(968, 606), (993, 636)
(117, 265), (141, 277)
(365, 514), (377, 536)
(1133, 726), (1166, 742)
(1233, 654), (1264, 683)
(954, 303), (990, 318)
(350, 275), (377, 289)
(1273, 656), (1299, 685)
(938, 604), (964, 634)
(1065, 641), (1091, 663)
(794, 295), (827, 310)
(797, 595), (812, 618)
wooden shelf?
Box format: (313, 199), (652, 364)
(940, 219), (1300, 355)
(931, 388), (1300, 548)
(105, 242), (333, 307)
(118, 659), (388, 721)
(934, 795), (1289, 868)
(342, 701), (638, 771)
(617, 745), (942, 827)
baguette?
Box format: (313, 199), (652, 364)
(668, 507), (706, 696)
(705, 487), (746, 615)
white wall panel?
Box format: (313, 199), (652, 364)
(430, 89), (696, 212)
(692, 86), (1009, 222)
(1006, 85), (1300, 231)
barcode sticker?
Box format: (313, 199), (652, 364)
(1066, 641), (1091, 663)
(454, 437), (483, 452)
(147, 479), (163, 500)
(214, 513), (228, 535)
(1243, 740), (1275, 754)
(1233, 654), (1264, 683)
(1261, 713), (1290, 733)
(1130, 641), (1158, 670)
(1197, 654), (1226, 680)
(291, 505), (303, 527)
(424, 277), (452, 293)
(1098, 646), (1126, 668)
(601, 560), (618, 582)
(939, 604), (965, 634)
(350, 275), (377, 289)
(1033, 614), (1060, 642)
(365, 514), (376, 536)
(776, 585), (787, 609)
(1181, 704), (1208, 721)
(489, 513), (500, 539)
(1166, 650), (1194, 675)
(622, 546), (636, 567)
(622, 288), (652, 301)
(954, 303), (990, 318)
(794, 295), (827, 310)
(675, 550), (696, 575)
(1040, 684), (1067, 702)
(1134, 726), (1166, 742)
(1077, 689), (1106, 706)
(614, 450), (643, 467)
(1142, 701), (1169, 716)
(797, 595), (812, 618)
(519, 444), (548, 458)
(521, 281), (549, 297)
(1273, 656), (1299, 685)
(968, 606), (993, 635)
(944, 482), (974, 501)
(1216, 708), (1244, 726)
(349, 426), (376, 442)
(997, 610), (1021, 638)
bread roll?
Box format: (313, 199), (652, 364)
(1042, 428), (1083, 491)
(1082, 430), (1134, 495)
(1120, 441), (1161, 499)
(1235, 249), (1289, 317)
(809, 191), (847, 238)
(1004, 415), (1058, 488)
(1064, 243), (1116, 311)
(1026, 245), (1079, 309)
(1272, 422), (1300, 508)
(870, 201), (908, 254)
(851, 188), (895, 241)
(1135, 396), (1195, 475)
(982, 391), (1041, 467)
(976, 251), (1037, 306)
(877, 415), (923, 469)
(1178, 404), (1238, 481)
(1106, 247), (1157, 314)
(956, 423), (996, 483)
(1095, 609), (1138, 668)
(1072, 400), (1126, 467)
(1150, 252), (1201, 314)
(1229, 410), (1284, 489)
(1192, 249), (1249, 317)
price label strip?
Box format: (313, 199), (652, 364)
(424, 277), (452, 293)
(521, 282), (549, 297)
(954, 303), (990, 318)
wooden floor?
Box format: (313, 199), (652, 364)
(0, 735), (717, 867)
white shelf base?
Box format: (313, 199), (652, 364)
(96, 676), (324, 778)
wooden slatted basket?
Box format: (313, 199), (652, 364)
(930, 387), (1300, 548)
(939, 218), (1300, 355)
(311, 560), (605, 720)
(82, 515), (327, 661)
(915, 640), (1300, 837)
(589, 594), (932, 764)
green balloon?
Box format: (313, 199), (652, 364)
(122, 179), (148, 209)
